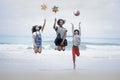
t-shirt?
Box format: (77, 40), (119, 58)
(73, 35), (80, 46)
(33, 31), (41, 37)
(55, 27), (67, 39)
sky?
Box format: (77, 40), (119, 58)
(0, 0), (120, 38)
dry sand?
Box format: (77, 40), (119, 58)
(0, 70), (120, 80)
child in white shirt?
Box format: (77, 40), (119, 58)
(71, 22), (81, 69)
(32, 19), (46, 53)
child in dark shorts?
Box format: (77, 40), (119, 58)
(53, 18), (67, 51)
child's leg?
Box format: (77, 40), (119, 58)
(34, 48), (38, 53)
(58, 46), (61, 51)
(62, 39), (67, 51)
(61, 46), (65, 51)
(38, 48), (42, 53)
(76, 47), (80, 56)
(76, 51), (80, 56)
(73, 62), (76, 70)
(72, 52), (75, 64)
(72, 47), (76, 69)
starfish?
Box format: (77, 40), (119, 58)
(41, 4), (47, 10)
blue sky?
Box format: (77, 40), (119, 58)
(0, 0), (120, 38)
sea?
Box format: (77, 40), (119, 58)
(0, 35), (120, 71)
(0, 35), (120, 51)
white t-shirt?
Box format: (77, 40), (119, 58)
(56, 27), (67, 39)
(33, 31), (41, 37)
(73, 35), (80, 46)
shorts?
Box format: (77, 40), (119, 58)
(72, 46), (80, 62)
(54, 38), (67, 46)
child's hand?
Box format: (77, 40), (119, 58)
(61, 42), (64, 46)
(55, 18), (57, 22)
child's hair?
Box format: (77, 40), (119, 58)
(38, 25), (42, 30)
(32, 25), (42, 33)
(74, 29), (80, 35)
(57, 19), (65, 25)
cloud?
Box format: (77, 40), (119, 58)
(0, 0), (120, 38)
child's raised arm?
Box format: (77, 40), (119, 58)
(71, 23), (74, 36)
(53, 18), (57, 29)
(79, 22), (81, 36)
(41, 19), (46, 32)
(79, 22), (81, 43)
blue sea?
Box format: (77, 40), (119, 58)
(0, 35), (120, 50)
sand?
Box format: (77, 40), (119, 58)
(0, 46), (120, 80)
(0, 70), (120, 80)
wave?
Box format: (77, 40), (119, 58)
(83, 42), (120, 46)
(0, 40), (120, 50)
(0, 43), (87, 51)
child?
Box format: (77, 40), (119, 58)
(53, 18), (67, 51)
(32, 19), (46, 53)
(71, 22), (81, 69)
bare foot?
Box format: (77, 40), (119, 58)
(38, 51), (41, 54)
(34, 51), (37, 54)
(58, 49), (61, 51)
(62, 47), (65, 51)
(58, 46), (61, 51)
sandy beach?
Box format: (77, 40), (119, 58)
(1, 70), (120, 80)
(0, 44), (120, 80)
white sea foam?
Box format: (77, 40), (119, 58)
(0, 43), (120, 71)
(0, 43), (120, 51)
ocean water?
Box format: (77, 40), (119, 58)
(0, 35), (120, 50)
(0, 36), (120, 71)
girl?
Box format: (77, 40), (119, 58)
(53, 18), (67, 51)
(71, 22), (81, 69)
(32, 19), (46, 53)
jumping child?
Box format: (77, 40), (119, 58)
(32, 19), (46, 53)
(53, 18), (67, 51)
(71, 22), (81, 69)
